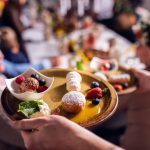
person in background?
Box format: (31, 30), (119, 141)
(95, 0), (141, 43)
(1, 0), (29, 60)
(0, 50), (60, 77)
(0, 27), (29, 63)
(1, 0), (27, 39)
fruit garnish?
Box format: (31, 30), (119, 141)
(109, 63), (115, 70)
(18, 100), (42, 117)
(86, 87), (103, 99)
(113, 84), (123, 91)
(31, 74), (40, 80)
(37, 86), (48, 93)
(102, 88), (109, 94)
(15, 76), (25, 84)
(76, 61), (84, 70)
(39, 79), (46, 86)
(122, 83), (128, 89)
(92, 98), (100, 105)
(91, 81), (100, 88)
(100, 66), (108, 71)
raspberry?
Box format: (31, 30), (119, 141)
(15, 76), (25, 84)
(37, 86), (48, 93)
(86, 87), (103, 99)
(113, 84), (123, 91)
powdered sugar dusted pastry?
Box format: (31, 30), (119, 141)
(66, 71), (82, 91)
(66, 79), (81, 91)
(62, 91), (86, 113)
(66, 71), (82, 82)
(108, 74), (131, 84)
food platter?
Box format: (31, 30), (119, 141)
(90, 57), (137, 95)
(1, 68), (118, 128)
(108, 68), (137, 95)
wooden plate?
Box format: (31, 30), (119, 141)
(1, 68), (118, 128)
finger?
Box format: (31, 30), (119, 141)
(131, 68), (144, 78)
(20, 131), (32, 149)
(12, 116), (52, 130)
(131, 68), (150, 77)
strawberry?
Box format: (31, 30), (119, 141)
(86, 87), (103, 99)
(15, 76), (25, 84)
(37, 86), (48, 93)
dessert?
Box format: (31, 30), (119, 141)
(61, 91), (86, 113)
(66, 71), (82, 82)
(108, 73), (131, 84)
(66, 71), (82, 91)
(66, 79), (81, 91)
(18, 100), (51, 118)
(19, 77), (39, 93)
(15, 73), (48, 93)
(90, 57), (118, 72)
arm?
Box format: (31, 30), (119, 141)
(12, 116), (124, 150)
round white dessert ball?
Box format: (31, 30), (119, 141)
(66, 71), (82, 82)
(62, 91), (86, 113)
(66, 79), (81, 91)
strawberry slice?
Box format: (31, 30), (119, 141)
(86, 87), (103, 99)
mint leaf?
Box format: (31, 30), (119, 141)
(18, 100), (42, 117)
(103, 88), (109, 94)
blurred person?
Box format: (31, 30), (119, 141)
(95, 0), (140, 43)
(1, 0), (29, 59)
(0, 50), (60, 77)
(0, 27), (29, 63)
(13, 115), (123, 150)
(1, 0), (27, 39)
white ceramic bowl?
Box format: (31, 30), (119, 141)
(90, 57), (118, 71)
(5, 68), (54, 101)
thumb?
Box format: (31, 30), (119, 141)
(131, 68), (149, 79)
